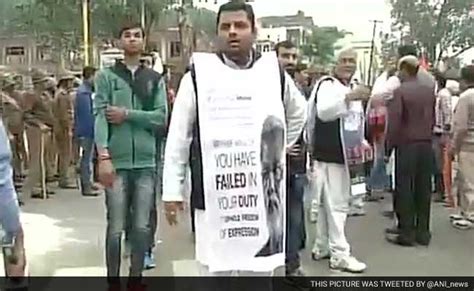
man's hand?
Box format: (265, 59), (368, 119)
(5, 229), (26, 278)
(106, 106), (127, 125)
(164, 202), (184, 226)
(97, 159), (115, 188)
(347, 85), (371, 102)
(287, 144), (302, 157)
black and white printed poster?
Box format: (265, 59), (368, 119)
(193, 52), (286, 272)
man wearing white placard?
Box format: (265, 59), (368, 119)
(307, 48), (371, 273)
(162, 1), (306, 283)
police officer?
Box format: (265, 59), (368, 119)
(54, 70), (77, 189)
(23, 69), (56, 199)
(0, 73), (26, 188)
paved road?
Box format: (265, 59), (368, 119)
(2, 187), (473, 277)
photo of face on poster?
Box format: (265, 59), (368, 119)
(256, 115), (285, 257)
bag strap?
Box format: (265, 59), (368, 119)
(278, 64), (285, 102)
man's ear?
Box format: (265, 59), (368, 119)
(252, 27), (258, 38)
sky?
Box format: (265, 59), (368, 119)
(250, 0), (393, 40)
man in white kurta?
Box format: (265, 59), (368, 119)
(307, 48), (371, 273)
(162, 1), (306, 280)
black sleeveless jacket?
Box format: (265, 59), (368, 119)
(310, 77), (345, 164)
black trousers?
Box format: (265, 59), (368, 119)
(394, 148), (400, 224)
(396, 142), (433, 243)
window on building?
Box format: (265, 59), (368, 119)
(5, 46), (25, 56)
(5, 46), (26, 65)
(36, 45), (52, 61)
(170, 41), (182, 58)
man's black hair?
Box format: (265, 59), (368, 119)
(82, 66), (96, 80)
(460, 65), (474, 84)
(398, 44), (418, 58)
(274, 40), (296, 55)
(118, 20), (145, 39)
(217, 1), (256, 32)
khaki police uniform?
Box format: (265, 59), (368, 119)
(54, 71), (77, 188)
(23, 69), (56, 198)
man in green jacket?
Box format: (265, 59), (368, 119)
(94, 21), (167, 291)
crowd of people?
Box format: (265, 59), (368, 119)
(0, 1), (473, 290)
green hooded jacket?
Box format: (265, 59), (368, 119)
(94, 62), (167, 170)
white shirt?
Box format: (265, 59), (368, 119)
(371, 72), (401, 101)
(162, 59), (307, 203)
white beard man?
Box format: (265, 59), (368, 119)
(307, 48), (371, 273)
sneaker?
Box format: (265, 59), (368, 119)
(449, 213), (465, 221)
(330, 256), (367, 273)
(467, 216), (474, 224)
(311, 250), (330, 261)
(452, 219), (473, 230)
(144, 252), (156, 270)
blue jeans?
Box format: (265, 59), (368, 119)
(0, 199), (21, 234)
(105, 168), (155, 280)
(125, 140), (164, 252)
(285, 173), (307, 272)
(78, 137), (94, 192)
(369, 141), (389, 191)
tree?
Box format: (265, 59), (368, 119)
(7, 0), (173, 65)
(187, 8), (217, 37)
(92, 0), (173, 49)
(301, 26), (349, 65)
(9, 0), (83, 68)
(390, 0), (474, 64)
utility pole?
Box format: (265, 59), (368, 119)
(140, 0), (146, 29)
(367, 20), (382, 86)
(82, 0), (91, 66)
(177, 0), (190, 73)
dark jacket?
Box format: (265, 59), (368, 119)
(386, 76), (436, 149)
(94, 62), (167, 170)
(74, 81), (94, 139)
(309, 77), (345, 164)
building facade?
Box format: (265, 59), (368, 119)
(258, 11), (314, 49)
(193, 0), (255, 11)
